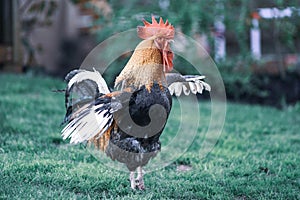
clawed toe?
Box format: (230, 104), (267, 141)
(135, 179), (145, 190)
(129, 167), (145, 190)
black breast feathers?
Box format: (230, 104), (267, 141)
(105, 83), (172, 171)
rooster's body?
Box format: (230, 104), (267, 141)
(61, 16), (210, 190)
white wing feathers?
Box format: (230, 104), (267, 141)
(166, 73), (211, 97)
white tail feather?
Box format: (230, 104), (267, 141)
(68, 68), (110, 94)
(62, 103), (113, 144)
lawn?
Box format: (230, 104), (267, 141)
(0, 73), (299, 199)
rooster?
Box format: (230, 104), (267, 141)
(61, 16), (210, 190)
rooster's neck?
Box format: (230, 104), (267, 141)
(115, 39), (166, 90)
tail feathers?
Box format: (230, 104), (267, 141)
(62, 99), (114, 144)
(67, 68), (110, 94)
(63, 68), (110, 125)
(62, 101), (90, 125)
(64, 69), (84, 82)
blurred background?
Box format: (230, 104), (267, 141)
(0, 0), (299, 107)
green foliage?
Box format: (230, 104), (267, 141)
(259, 16), (299, 54)
(94, 0), (300, 61)
(217, 57), (300, 107)
(225, 0), (251, 57)
(218, 59), (268, 101)
(1, 74), (300, 199)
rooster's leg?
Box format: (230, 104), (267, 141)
(130, 171), (136, 189)
(136, 166), (145, 190)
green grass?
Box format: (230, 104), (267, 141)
(0, 73), (300, 199)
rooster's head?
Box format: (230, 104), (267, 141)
(137, 16), (175, 72)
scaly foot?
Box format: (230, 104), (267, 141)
(136, 166), (145, 190)
(129, 171), (136, 190)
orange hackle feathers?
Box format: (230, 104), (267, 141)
(137, 16), (175, 40)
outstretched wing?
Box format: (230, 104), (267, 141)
(166, 73), (211, 96)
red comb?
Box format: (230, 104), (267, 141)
(137, 16), (174, 40)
